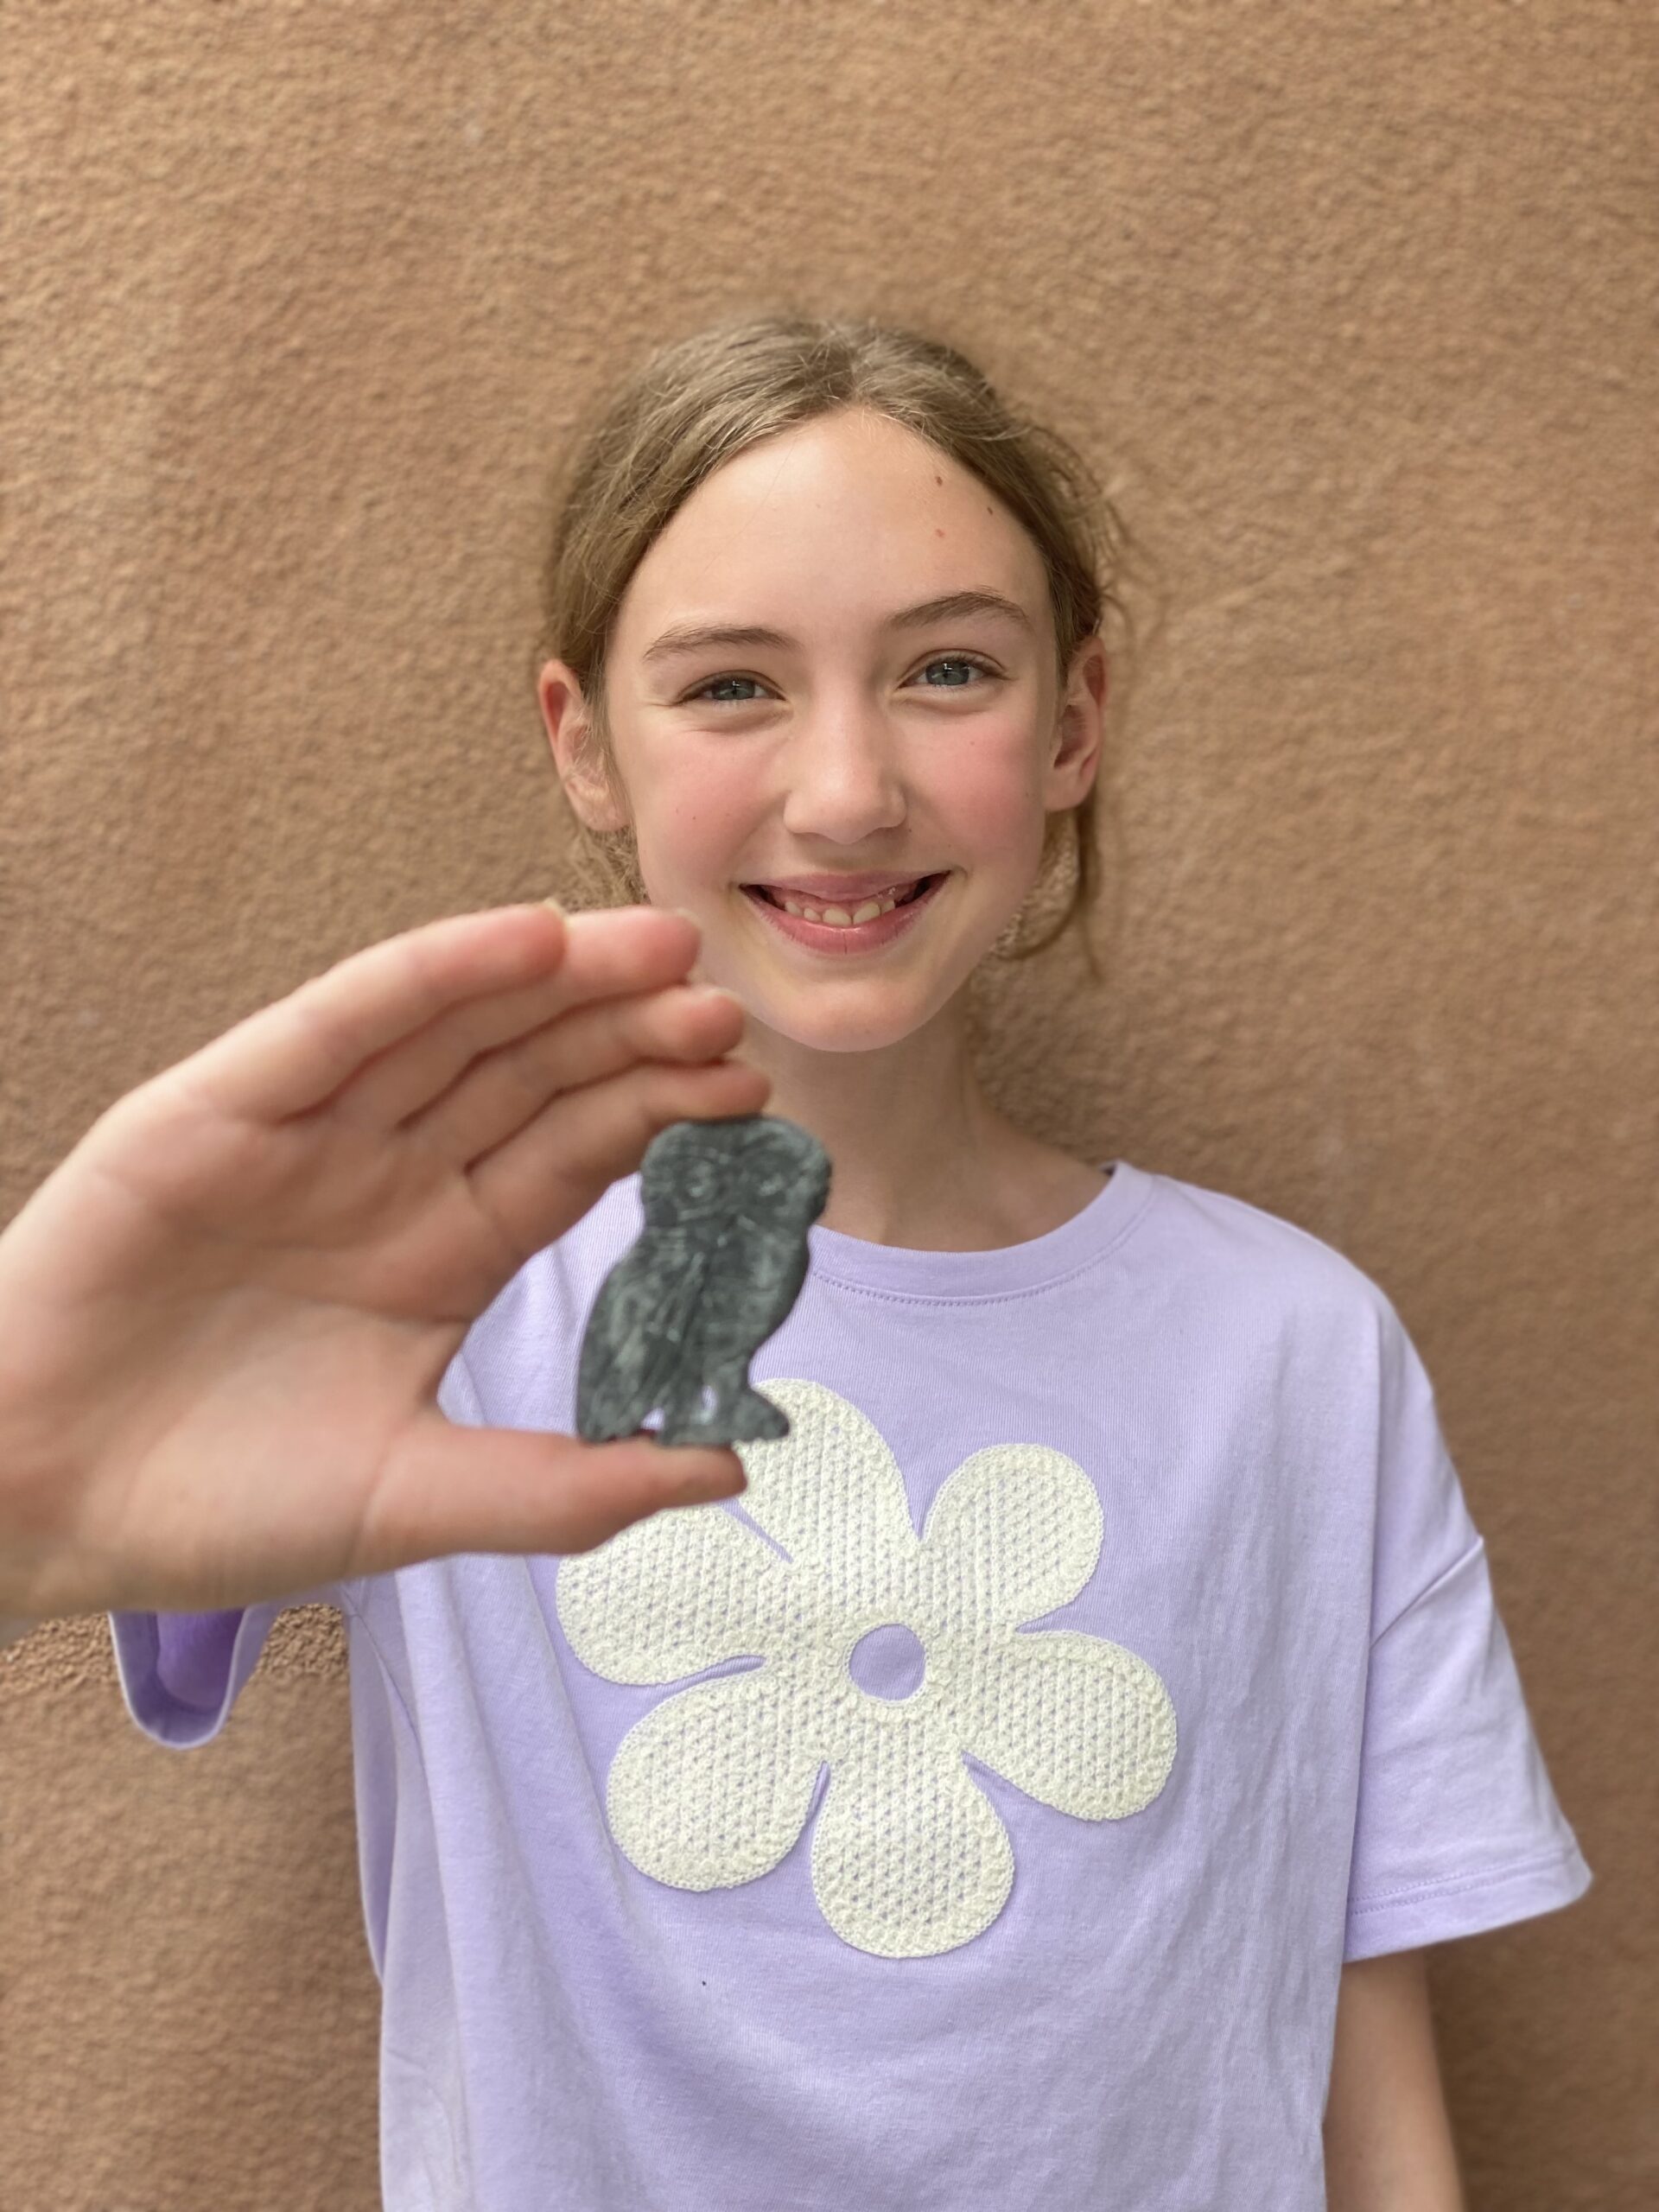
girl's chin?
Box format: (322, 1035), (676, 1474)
(747, 1003), (944, 1055)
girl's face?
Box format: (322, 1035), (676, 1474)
(542, 407), (1104, 1053)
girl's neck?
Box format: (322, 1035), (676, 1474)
(737, 1007), (1104, 1254)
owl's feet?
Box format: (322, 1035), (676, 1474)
(655, 1380), (790, 1446)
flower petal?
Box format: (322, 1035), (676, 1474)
(736, 1379), (918, 1603)
(607, 1661), (823, 1889)
(956, 1626), (1178, 1819)
(556, 1499), (783, 1685)
(810, 1719), (1014, 1957)
(919, 1443), (1102, 1626)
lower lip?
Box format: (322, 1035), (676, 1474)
(740, 874), (948, 953)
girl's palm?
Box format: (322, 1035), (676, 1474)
(0, 903), (769, 1620)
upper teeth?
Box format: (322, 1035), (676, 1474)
(767, 881), (923, 926)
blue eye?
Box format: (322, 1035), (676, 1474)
(917, 656), (994, 689)
(687, 674), (767, 704)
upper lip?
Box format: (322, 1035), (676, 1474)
(744, 871), (938, 899)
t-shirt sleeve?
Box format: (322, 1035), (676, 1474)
(107, 1599), (302, 1750)
(1342, 1301), (1594, 1960)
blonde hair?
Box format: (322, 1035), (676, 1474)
(530, 312), (1144, 969)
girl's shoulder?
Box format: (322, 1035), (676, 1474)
(1128, 1160), (1408, 1346)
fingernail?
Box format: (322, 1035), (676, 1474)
(683, 1465), (746, 1501)
(540, 896), (565, 915)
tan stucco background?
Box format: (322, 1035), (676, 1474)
(3, 2), (1654, 2205)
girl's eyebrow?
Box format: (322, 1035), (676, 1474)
(640, 590), (1034, 667)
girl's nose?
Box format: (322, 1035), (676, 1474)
(777, 698), (906, 844)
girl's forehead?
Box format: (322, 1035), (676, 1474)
(615, 413), (1046, 642)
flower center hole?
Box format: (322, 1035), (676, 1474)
(847, 1622), (927, 1701)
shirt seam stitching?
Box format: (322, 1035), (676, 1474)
(1347, 1842), (1582, 1915)
(336, 1585), (434, 1789)
(806, 1172), (1158, 1306)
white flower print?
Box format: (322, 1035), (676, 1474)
(556, 1379), (1178, 1958)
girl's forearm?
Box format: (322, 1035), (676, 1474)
(1323, 1949), (1467, 2211)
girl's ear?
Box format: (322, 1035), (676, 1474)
(538, 658), (631, 834)
(1043, 636), (1109, 809)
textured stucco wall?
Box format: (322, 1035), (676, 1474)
(3, 3), (1654, 2206)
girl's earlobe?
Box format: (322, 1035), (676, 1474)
(554, 735), (632, 836)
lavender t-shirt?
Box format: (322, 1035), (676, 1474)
(109, 1159), (1591, 2210)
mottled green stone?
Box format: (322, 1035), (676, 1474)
(575, 1114), (831, 1446)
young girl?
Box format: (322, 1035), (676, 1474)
(0, 315), (1592, 2209)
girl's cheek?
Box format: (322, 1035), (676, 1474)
(643, 768), (757, 884)
(937, 736), (1048, 864)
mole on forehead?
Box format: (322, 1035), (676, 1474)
(639, 591), (1035, 667)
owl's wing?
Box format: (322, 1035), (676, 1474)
(731, 1214), (811, 1331)
(587, 1246), (712, 1412)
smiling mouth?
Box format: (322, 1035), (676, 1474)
(742, 875), (943, 926)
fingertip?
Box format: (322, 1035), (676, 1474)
(674, 1447), (747, 1500)
(624, 1436), (747, 1502)
(606, 1433), (744, 1484)
(517, 897), (571, 968)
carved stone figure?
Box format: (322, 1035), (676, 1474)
(575, 1114), (832, 1446)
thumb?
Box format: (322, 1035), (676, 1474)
(355, 1411), (747, 1574)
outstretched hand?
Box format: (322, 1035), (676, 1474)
(0, 900), (770, 1623)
